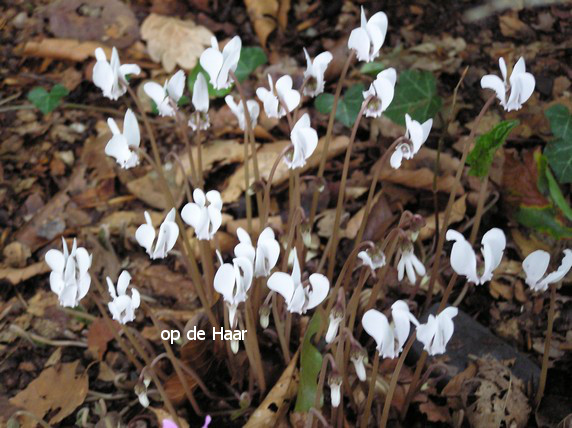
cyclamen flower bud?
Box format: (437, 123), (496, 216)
(328, 373), (343, 408)
(259, 303), (270, 329)
(231, 339), (239, 354)
(325, 306), (344, 344)
(350, 347), (368, 382)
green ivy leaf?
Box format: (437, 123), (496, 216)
(384, 70), (442, 126)
(314, 83), (364, 128)
(544, 104), (572, 183)
(294, 311), (324, 413)
(467, 120), (519, 178)
(187, 46), (267, 99)
(535, 152), (572, 221)
(516, 206), (572, 239)
(27, 84), (69, 114)
(234, 46), (267, 82)
(360, 61), (384, 76)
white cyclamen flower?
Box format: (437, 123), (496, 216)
(214, 256), (253, 331)
(45, 237), (92, 308)
(256, 75), (300, 119)
(189, 73), (210, 131)
(284, 113), (318, 169)
(390, 114), (433, 169)
(303, 48), (333, 97)
(362, 309), (397, 358)
(225, 96), (260, 131)
(267, 251), (329, 314)
(135, 208), (179, 260)
(107, 271), (140, 324)
(93, 47), (140, 100)
(350, 348), (367, 381)
(348, 6), (388, 62)
(363, 68), (397, 118)
(143, 70), (185, 117)
(325, 308), (344, 344)
(481, 57), (535, 112)
(397, 244), (426, 284)
(416, 307), (458, 356)
(181, 189), (223, 240)
(105, 108), (140, 169)
(200, 36), (241, 90)
(234, 227), (280, 278)
(523, 249), (572, 292)
(358, 249), (386, 272)
(446, 228), (506, 285)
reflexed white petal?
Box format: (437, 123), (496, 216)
(181, 203), (208, 239)
(421, 118), (433, 142)
(107, 117), (121, 135)
(290, 285), (306, 314)
(276, 76), (300, 113)
(267, 272), (295, 304)
(49, 272), (65, 294)
(325, 314), (342, 343)
(123, 109), (140, 149)
(480, 228), (506, 283)
(207, 205), (222, 237)
(512, 57), (526, 75)
(306, 273), (329, 310)
(136, 216), (156, 256)
(330, 383), (341, 408)
(234, 256), (253, 294)
(117, 271), (132, 296)
(193, 188), (206, 207)
(539, 249), (572, 289)
(446, 229), (479, 284)
(106, 276), (117, 299)
(348, 27), (370, 62)
(362, 309), (389, 353)
(93, 60), (114, 97)
(214, 263), (236, 303)
(75, 247), (91, 275)
(206, 190), (222, 209)
(291, 251), (302, 286)
(200, 47), (224, 88)
(144, 82), (166, 106)
(45, 249), (65, 273)
(131, 287), (140, 309)
(416, 315), (438, 353)
(167, 70), (185, 102)
(523, 250), (550, 288)
(119, 63), (140, 78)
(193, 73), (209, 113)
(480, 75), (506, 106)
(390, 148), (404, 169)
(499, 57), (508, 81)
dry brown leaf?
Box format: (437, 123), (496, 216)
(244, 0), (279, 47)
(344, 191), (383, 240)
(226, 216), (284, 236)
(221, 136), (349, 203)
(499, 13), (534, 39)
(490, 280), (514, 300)
(244, 350), (299, 427)
(149, 407), (190, 428)
(87, 318), (120, 361)
(20, 39), (108, 62)
(10, 360), (88, 424)
(0, 261), (50, 286)
(139, 264), (197, 305)
(141, 14), (213, 72)
(419, 195), (467, 241)
(510, 228), (552, 259)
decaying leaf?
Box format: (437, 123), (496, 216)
(141, 13), (214, 72)
(10, 360), (88, 424)
(244, 350), (299, 427)
(0, 260), (50, 285)
(419, 195), (467, 241)
(244, 0), (279, 47)
(46, 0), (139, 49)
(87, 318), (120, 361)
(221, 136), (349, 203)
(461, 357), (531, 428)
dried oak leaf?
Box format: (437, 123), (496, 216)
(10, 360), (88, 424)
(47, 0), (139, 49)
(141, 14), (213, 72)
(461, 357), (531, 428)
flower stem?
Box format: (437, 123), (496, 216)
(380, 334), (416, 427)
(326, 95), (373, 281)
(422, 94), (496, 312)
(536, 282), (558, 407)
(261, 144), (294, 226)
(308, 51), (355, 229)
(306, 353), (336, 428)
(244, 300), (267, 392)
(360, 351), (380, 428)
(272, 293), (291, 363)
(354, 136), (406, 246)
(125, 85), (219, 330)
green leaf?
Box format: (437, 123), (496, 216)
(467, 120), (519, 178)
(234, 46), (267, 82)
(295, 311), (324, 413)
(187, 46), (267, 99)
(535, 151), (572, 221)
(384, 70), (442, 126)
(314, 84), (364, 128)
(360, 61), (384, 76)
(27, 84), (69, 114)
(516, 206), (572, 239)
(544, 104), (572, 183)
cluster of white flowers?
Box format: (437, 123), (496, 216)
(45, 7), (563, 417)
